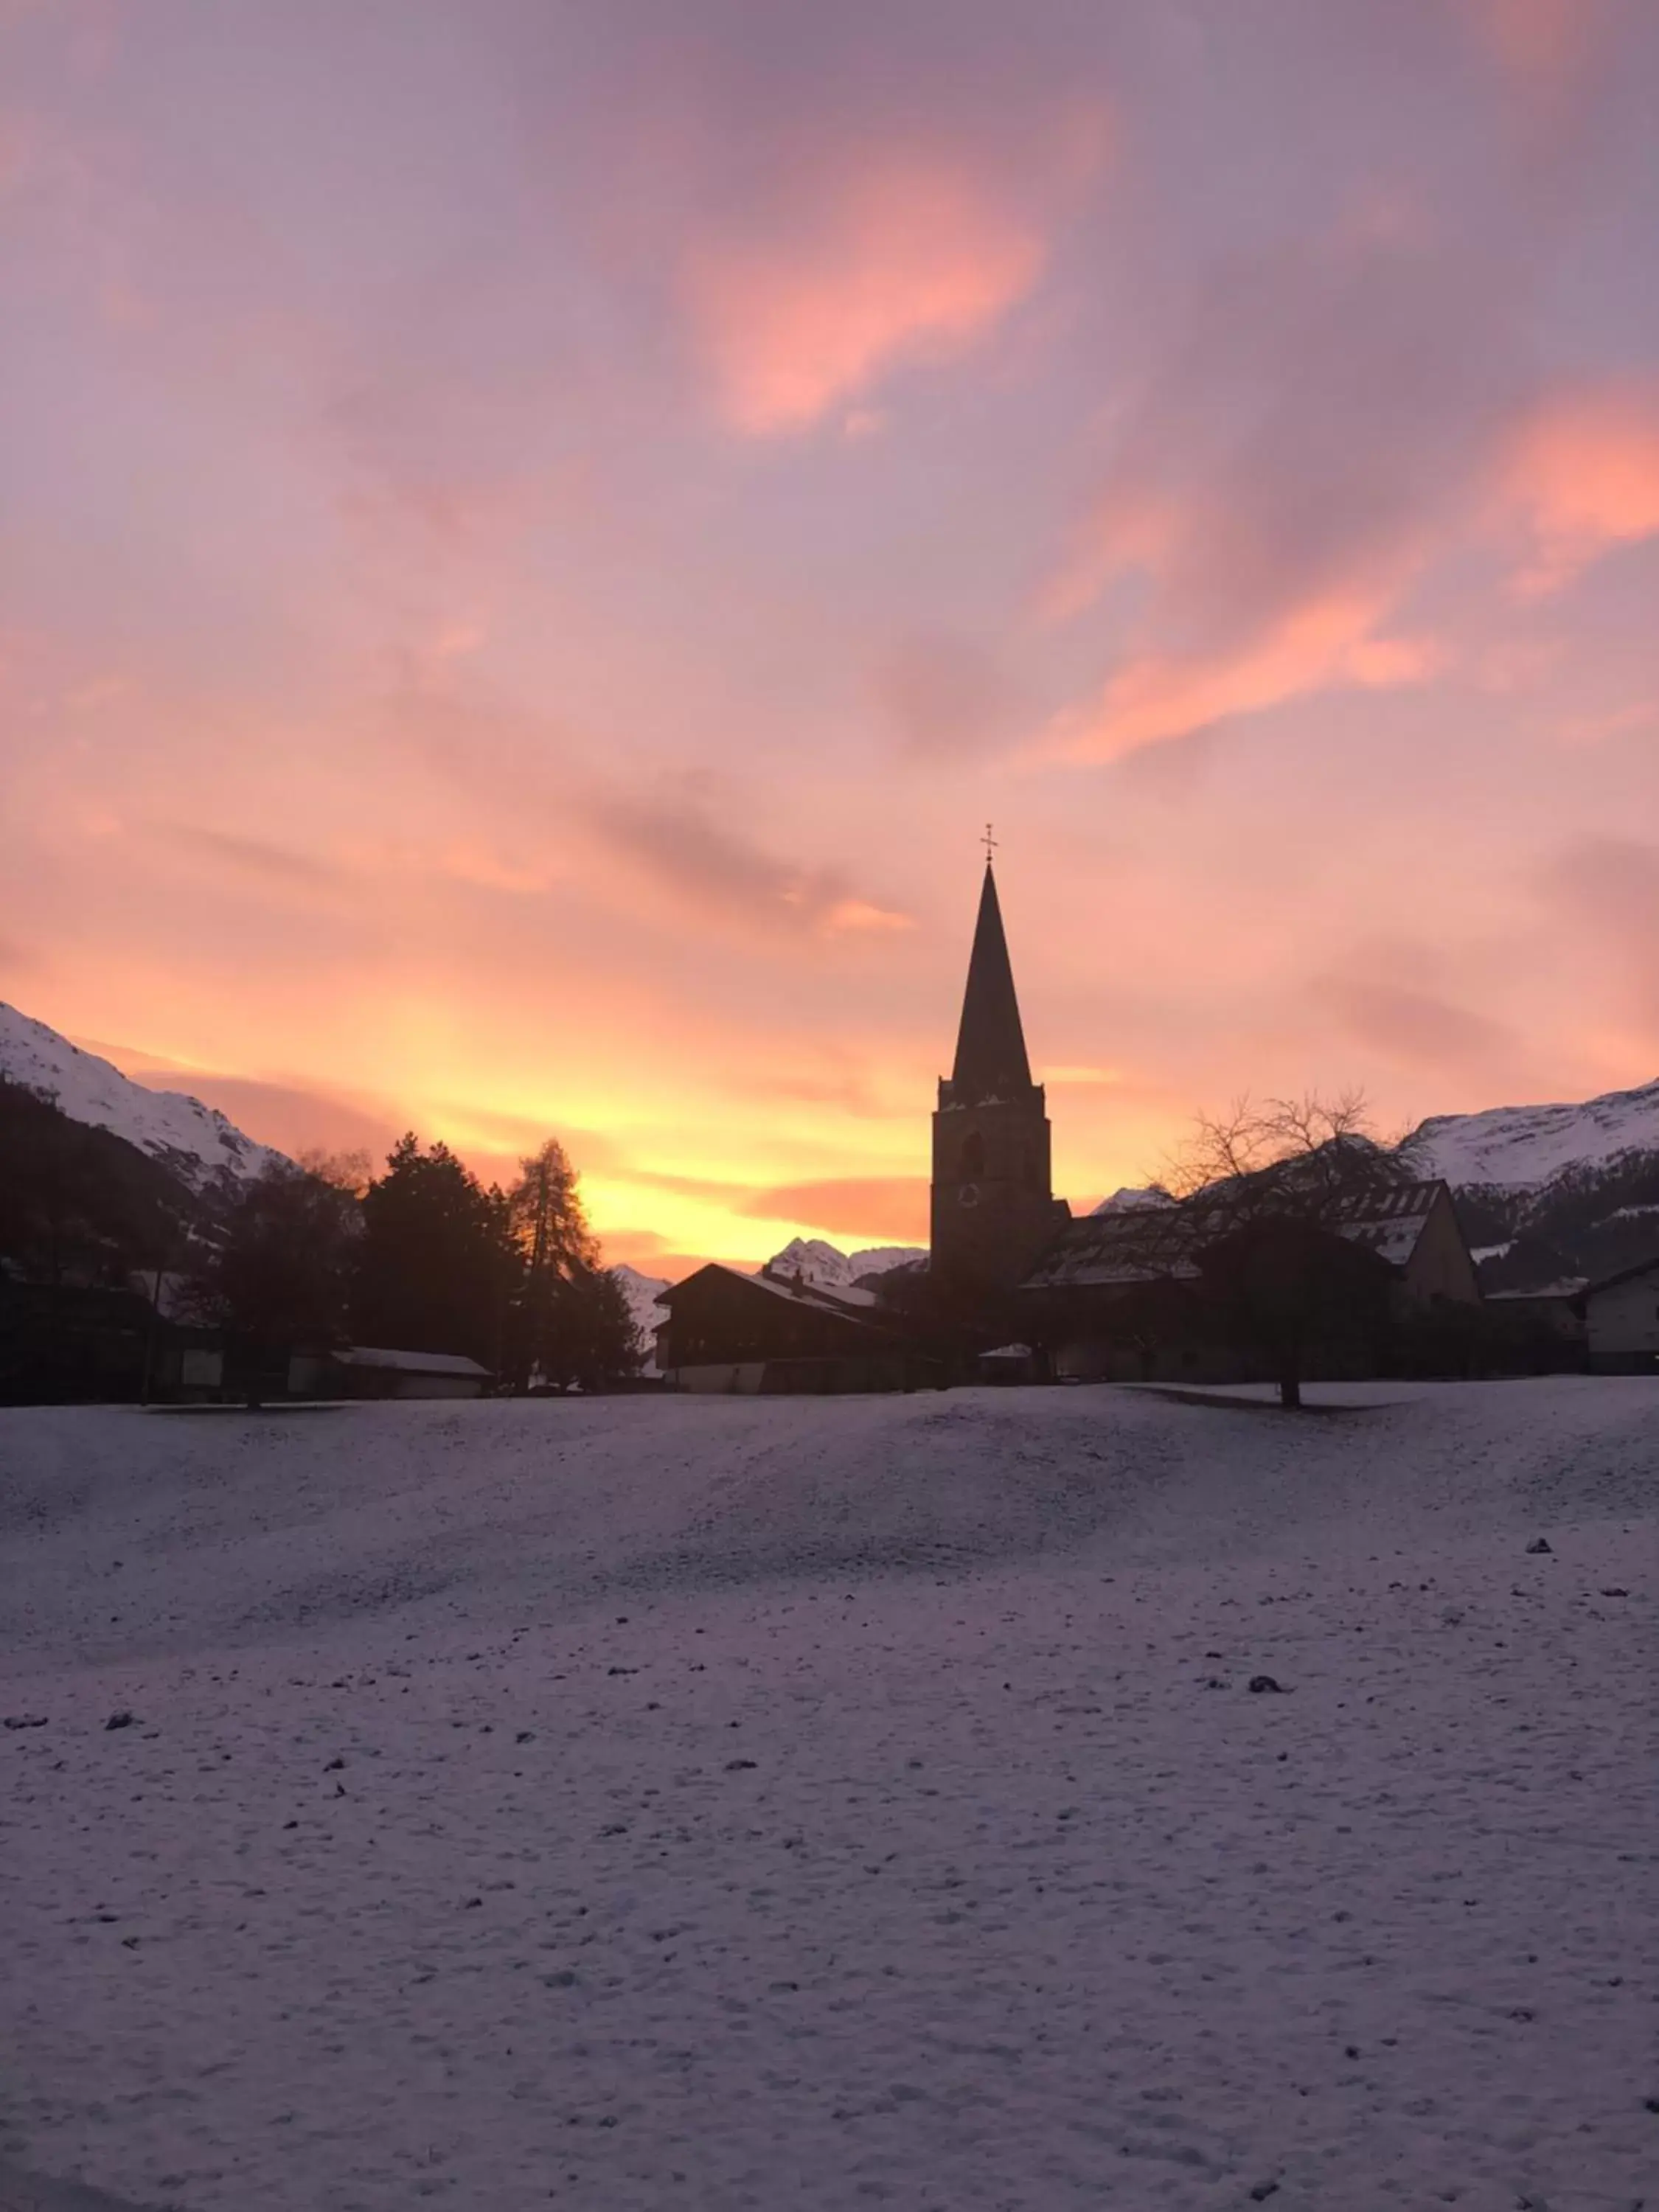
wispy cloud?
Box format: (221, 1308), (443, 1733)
(737, 1175), (929, 1240)
(154, 824), (344, 891)
(591, 784), (912, 939)
(683, 154), (1047, 435)
(1503, 381), (1659, 593)
(1312, 975), (1520, 1077)
(1042, 225), (1531, 757)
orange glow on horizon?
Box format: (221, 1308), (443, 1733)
(4, 3), (1657, 1279)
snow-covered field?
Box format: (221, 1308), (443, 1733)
(1, 1382), (1655, 2212)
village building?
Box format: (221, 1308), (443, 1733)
(286, 1346), (495, 1400)
(654, 1261), (943, 1394)
(1582, 1255), (1659, 1373)
(1020, 1181), (1478, 1383)
(944, 856), (1482, 1383)
(656, 851), (1487, 1391)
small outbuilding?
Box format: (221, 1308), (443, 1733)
(288, 1346), (494, 1399)
(1583, 1256), (1659, 1374)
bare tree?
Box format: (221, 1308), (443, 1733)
(1166, 1091), (1403, 1208)
(297, 1147), (374, 1200)
(1164, 1092), (1411, 1408)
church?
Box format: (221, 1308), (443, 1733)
(928, 858), (1071, 1298)
(655, 855), (1480, 1391)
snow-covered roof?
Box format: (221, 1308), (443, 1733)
(1023, 1179), (1451, 1290)
(1325, 1181), (1442, 1269)
(336, 1346), (493, 1377)
(658, 1263), (887, 1327)
(1022, 1208), (1205, 1289)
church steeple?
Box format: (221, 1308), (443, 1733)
(931, 847), (1066, 1293)
(949, 861), (1034, 1103)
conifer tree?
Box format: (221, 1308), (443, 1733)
(353, 1135), (514, 1367)
(504, 1140), (642, 1390)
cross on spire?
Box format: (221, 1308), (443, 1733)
(981, 821), (998, 866)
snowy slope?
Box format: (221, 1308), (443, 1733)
(611, 1262), (670, 1371)
(765, 1236), (926, 1287)
(1090, 1184), (1173, 1215)
(1406, 1075), (1659, 1190)
(0, 1003), (286, 1188)
(0, 1384), (1653, 2212)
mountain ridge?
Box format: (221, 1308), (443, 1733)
(0, 1002), (288, 1189)
(7, 998), (1658, 1294)
(1404, 1077), (1659, 1191)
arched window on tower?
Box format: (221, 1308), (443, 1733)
(960, 1131), (986, 1180)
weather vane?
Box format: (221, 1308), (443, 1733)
(982, 821), (998, 864)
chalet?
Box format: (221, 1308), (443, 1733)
(655, 1263), (942, 1394)
(1015, 1176), (1480, 1383)
(1582, 1255), (1659, 1374)
(1326, 1181), (1481, 1304)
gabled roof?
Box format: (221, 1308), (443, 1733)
(947, 863), (1034, 1104)
(1585, 1251), (1659, 1297)
(1324, 1180), (1444, 1268)
(1020, 1206), (1205, 1289)
(336, 1346), (493, 1377)
(657, 1262), (886, 1329)
(1020, 1178), (1454, 1292)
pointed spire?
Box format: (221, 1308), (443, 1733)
(950, 860), (1034, 1101)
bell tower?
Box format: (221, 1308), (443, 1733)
(931, 848), (1065, 1294)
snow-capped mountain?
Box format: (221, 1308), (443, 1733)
(1091, 1186), (1174, 1216)
(1405, 1077), (1659, 1192)
(0, 1003), (288, 1189)
(765, 1237), (927, 1290)
(1405, 1076), (1659, 1285)
(611, 1263), (670, 1373)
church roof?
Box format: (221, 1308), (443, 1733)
(948, 863), (1034, 1102)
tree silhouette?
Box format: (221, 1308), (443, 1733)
(182, 1159), (359, 1352)
(504, 1141), (641, 1389)
(1166, 1093), (1409, 1408)
(353, 1135), (514, 1368)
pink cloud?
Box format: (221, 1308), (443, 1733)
(1037, 225), (1522, 758)
(1503, 381), (1659, 591)
(1050, 588), (1440, 760)
(1466, 0), (1608, 88)
(681, 155), (1048, 434)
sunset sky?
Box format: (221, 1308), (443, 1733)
(4, 0), (1658, 1276)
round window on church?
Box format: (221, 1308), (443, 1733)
(958, 1182), (981, 1208)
